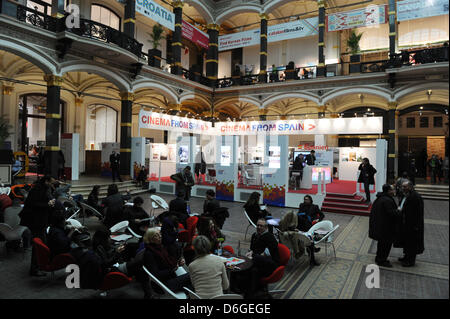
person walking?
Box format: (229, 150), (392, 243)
(395, 181), (425, 267)
(110, 151), (122, 183)
(427, 155), (438, 184)
(369, 184), (400, 268)
(170, 166), (195, 201)
(358, 158), (377, 203)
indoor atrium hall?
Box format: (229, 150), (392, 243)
(0, 0), (448, 304)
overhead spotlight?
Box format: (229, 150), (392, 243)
(420, 106), (423, 110)
(354, 112), (357, 117)
(367, 108), (371, 112)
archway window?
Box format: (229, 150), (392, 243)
(85, 104), (118, 150)
(91, 4), (121, 31)
(26, 0), (69, 15)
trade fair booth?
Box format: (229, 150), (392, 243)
(136, 109), (386, 208)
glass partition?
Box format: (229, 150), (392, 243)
(193, 133), (217, 186)
(238, 134), (264, 190)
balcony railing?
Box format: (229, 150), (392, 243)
(1, 2), (143, 58)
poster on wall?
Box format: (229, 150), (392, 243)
(178, 145), (189, 163)
(268, 146), (281, 169)
(326, 4), (388, 32)
(221, 145), (231, 166)
(151, 144), (161, 161)
(397, 0), (449, 21)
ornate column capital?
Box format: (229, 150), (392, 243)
(258, 108), (268, 116)
(388, 101), (398, 110)
(120, 91), (135, 101)
(44, 74), (64, 87)
(279, 115), (287, 120)
(75, 97), (83, 107)
(172, 0), (184, 8)
(317, 105), (327, 113)
(207, 24), (220, 31)
(259, 13), (269, 20)
(2, 85), (14, 95)
(330, 113), (339, 118)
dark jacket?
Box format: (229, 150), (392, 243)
(19, 183), (54, 231)
(143, 243), (178, 283)
(94, 244), (121, 272)
(161, 217), (178, 247)
(293, 156), (304, 171)
(169, 197), (187, 215)
(47, 226), (71, 258)
(87, 192), (101, 211)
(250, 231), (280, 265)
(394, 191), (425, 254)
(368, 192), (399, 242)
(102, 193), (131, 228)
(124, 206), (149, 235)
(110, 153), (120, 169)
(357, 163), (377, 184)
(298, 203), (324, 222)
(203, 198), (220, 216)
(244, 202), (268, 224)
(70, 247), (103, 289)
(305, 154), (316, 166)
(170, 171), (195, 197)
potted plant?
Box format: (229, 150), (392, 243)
(347, 29), (363, 73)
(0, 116), (12, 150)
(148, 23), (165, 68)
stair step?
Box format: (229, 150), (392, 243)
(322, 205), (371, 216)
(415, 184), (449, 190)
(323, 200), (370, 209)
(421, 196), (449, 201)
(325, 192), (357, 198)
(325, 196), (365, 203)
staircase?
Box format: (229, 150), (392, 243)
(322, 192), (372, 216)
(414, 184), (449, 201)
(69, 181), (150, 200)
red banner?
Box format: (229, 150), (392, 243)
(182, 20), (209, 49)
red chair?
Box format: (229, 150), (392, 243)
(178, 223), (185, 230)
(32, 238), (76, 275)
(99, 272), (132, 296)
(186, 216), (198, 238)
(177, 230), (190, 243)
(223, 245), (235, 255)
(278, 243), (291, 266)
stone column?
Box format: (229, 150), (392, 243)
(388, 0), (397, 59)
(119, 91), (134, 178)
(74, 97), (83, 133)
(206, 24), (220, 87)
(1, 85), (15, 149)
(171, 0), (183, 76)
(44, 74), (63, 178)
(259, 13), (268, 83)
(124, 0), (136, 38)
(317, 0), (326, 77)
(387, 101), (398, 182)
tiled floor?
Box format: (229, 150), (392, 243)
(0, 179), (448, 299)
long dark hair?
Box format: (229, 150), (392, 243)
(197, 216), (215, 239)
(245, 192), (260, 207)
(92, 229), (112, 251)
(90, 185), (100, 197)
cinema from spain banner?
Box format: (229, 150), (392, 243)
(138, 109), (212, 134)
(326, 4), (388, 32)
(135, 0), (175, 31)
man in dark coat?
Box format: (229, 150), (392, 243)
(110, 151), (122, 183)
(304, 150), (316, 166)
(395, 181), (425, 267)
(369, 184), (399, 267)
(170, 166), (195, 201)
(168, 191), (189, 227)
(19, 175), (56, 276)
(358, 158), (377, 203)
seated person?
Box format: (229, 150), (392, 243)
(203, 190), (220, 216)
(47, 212), (77, 258)
(102, 184), (131, 228)
(297, 195), (324, 231)
(279, 210), (319, 266)
(196, 216), (224, 253)
(244, 192), (272, 225)
(188, 236), (230, 299)
(86, 185), (103, 215)
(143, 227), (191, 293)
(234, 218), (279, 298)
(161, 214), (182, 259)
(168, 190), (189, 227)
(137, 165), (148, 187)
(124, 196), (150, 236)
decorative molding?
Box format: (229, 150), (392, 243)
(120, 91), (135, 101)
(2, 85), (14, 95)
(44, 74), (63, 86)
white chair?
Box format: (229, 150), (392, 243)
(150, 195), (169, 217)
(243, 210), (257, 240)
(66, 219), (83, 229)
(0, 185), (11, 196)
(142, 265), (187, 299)
(244, 170), (257, 186)
(127, 226), (142, 239)
(307, 220), (339, 259)
(79, 202), (103, 219)
(183, 287), (201, 299)
(110, 220), (129, 233)
(210, 294), (243, 299)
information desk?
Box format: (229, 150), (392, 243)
(297, 165), (331, 189)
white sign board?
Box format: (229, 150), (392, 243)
(326, 5), (387, 32)
(135, 0), (175, 31)
(219, 17), (318, 51)
(397, 0), (449, 21)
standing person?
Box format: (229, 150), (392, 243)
(420, 148), (428, 178)
(395, 172), (410, 200)
(19, 175), (56, 276)
(443, 156), (449, 184)
(408, 158), (417, 185)
(395, 181), (425, 267)
(369, 184), (399, 268)
(305, 150), (316, 166)
(292, 154), (305, 188)
(194, 150), (206, 184)
(358, 158), (377, 203)
(170, 166), (195, 201)
(57, 150), (65, 181)
(188, 236), (229, 299)
(110, 151), (122, 183)
(427, 155), (438, 184)
(437, 157), (443, 183)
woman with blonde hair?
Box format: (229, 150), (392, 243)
(278, 211), (305, 259)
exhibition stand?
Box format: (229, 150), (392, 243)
(135, 109), (386, 208)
